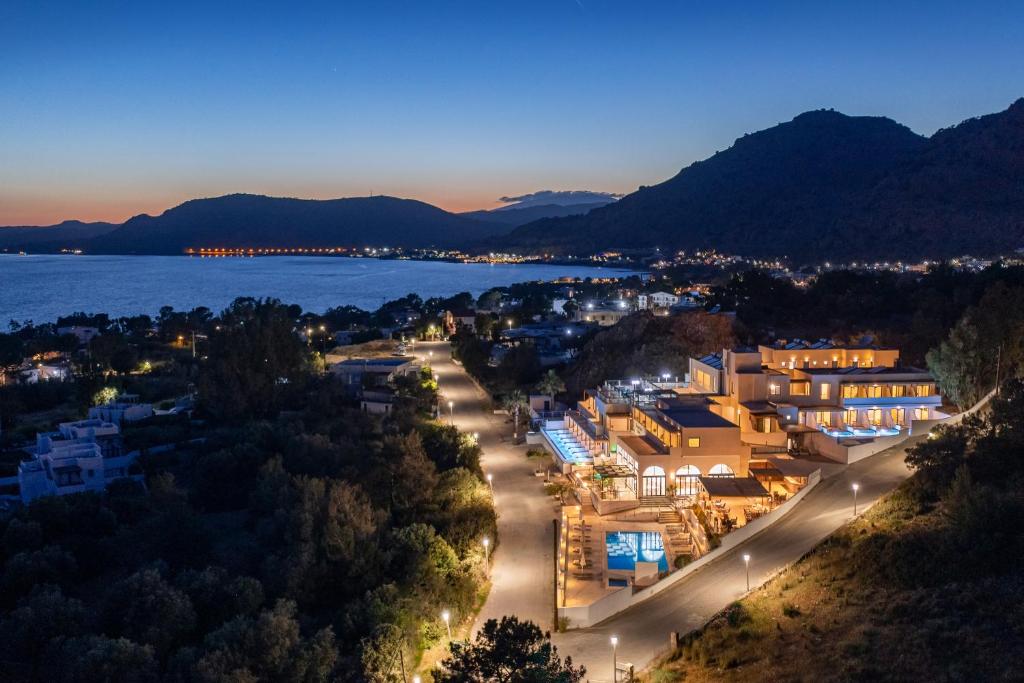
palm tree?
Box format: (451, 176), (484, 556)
(535, 369), (566, 399)
(503, 389), (528, 440)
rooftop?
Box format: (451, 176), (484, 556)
(335, 358), (412, 368)
(797, 365), (930, 376)
(618, 433), (668, 456)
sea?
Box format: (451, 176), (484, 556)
(0, 254), (631, 324)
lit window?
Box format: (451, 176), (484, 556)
(820, 383), (831, 400)
(768, 383), (781, 396)
(687, 437), (700, 448)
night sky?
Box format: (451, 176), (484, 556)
(2, 0), (1022, 225)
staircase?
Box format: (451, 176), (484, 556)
(640, 495), (671, 510)
(658, 508), (682, 524)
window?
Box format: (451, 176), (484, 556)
(791, 381), (810, 396)
(768, 383), (781, 396)
(758, 417), (773, 433)
(891, 385), (906, 398)
(914, 407), (929, 421)
(868, 409), (882, 425)
(675, 465), (700, 496)
(867, 385), (882, 398)
(844, 409), (857, 425)
(819, 383), (831, 400)
(842, 384), (858, 398)
(815, 410), (832, 426)
(687, 437), (700, 448)
(915, 384), (931, 397)
(709, 464), (735, 477)
(890, 408), (905, 425)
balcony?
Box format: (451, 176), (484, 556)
(841, 394), (941, 407)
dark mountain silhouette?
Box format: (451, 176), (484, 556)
(496, 99), (1024, 261)
(0, 220), (118, 250)
(460, 201), (612, 226)
(75, 194), (507, 254)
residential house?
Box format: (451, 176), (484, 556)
(88, 393), (154, 425)
(637, 291), (679, 310)
(16, 419), (140, 503)
(330, 357), (419, 395)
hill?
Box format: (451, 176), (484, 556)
(460, 201), (611, 227)
(0, 220), (119, 251)
(78, 194), (507, 254)
(497, 99), (1024, 261)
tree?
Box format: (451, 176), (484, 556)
(102, 568), (197, 658)
(535, 370), (566, 399)
(435, 616), (584, 683)
(503, 390), (528, 440)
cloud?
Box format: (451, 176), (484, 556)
(497, 190), (623, 210)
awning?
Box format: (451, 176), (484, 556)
(698, 476), (769, 498)
(593, 464), (635, 479)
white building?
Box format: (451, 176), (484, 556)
(637, 291), (679, 310)
(88, 393), (154, 425)
(17, 419), (140, 503)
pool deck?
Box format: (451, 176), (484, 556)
(562, 510), (679, 609)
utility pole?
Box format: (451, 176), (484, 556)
(995, 342), (1003, 395)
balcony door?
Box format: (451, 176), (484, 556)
(641, 465), (666, 496)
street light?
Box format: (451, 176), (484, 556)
(441, 610), (452, 639)
(482, 536), (490, 575)
(487, 472), (493, 491)
(610, 635), (619, 682)
(742, 553), (751, 591)
(852, 482), (860, 515)
(413, 677), (421, 683)
(507, 319), (513, 331)
(448, 400), (454, 424)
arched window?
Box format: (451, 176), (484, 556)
(641, 465), (666, 496)
(675, 465), (701, 496)
(708, 464), (735, 477)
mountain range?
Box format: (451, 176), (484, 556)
(496, 99), (1024, 261)
(3, 99), (1023, 260)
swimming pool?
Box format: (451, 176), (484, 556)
(542, 427), (594, 465)
(606, 531), (668, 572)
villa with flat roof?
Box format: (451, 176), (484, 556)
(538, 377), (749, 515)
(689, 339), (946, 462)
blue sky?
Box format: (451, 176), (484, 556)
(1, 0), (1022, 224)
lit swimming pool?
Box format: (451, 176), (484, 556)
(542, 427), (594, 465)
(606, 531), (668, 572)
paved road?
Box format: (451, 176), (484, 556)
(415, 342), (555, 634)
(551, 437), (919, 681)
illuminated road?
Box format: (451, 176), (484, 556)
(415, 341), (556, 635)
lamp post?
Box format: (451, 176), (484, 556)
(742, 553), (751, 591)
(852, 482), (860, 515)
(441, 610), (451, 639)
(507, 319), (513, 331)
(319, 324), (326, 358)
(448, 400), (454, 425)
(487, 472), (493, 491)
(610, 635), (619, 682)
(413, 677), (421, 683)
(482, 536), (490, 576)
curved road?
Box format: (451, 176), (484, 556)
(421, 341), (919, 681)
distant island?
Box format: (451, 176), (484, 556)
(3, 99), (1023, 262)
